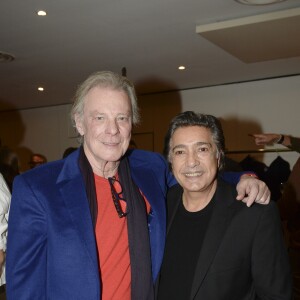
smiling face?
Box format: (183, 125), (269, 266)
(169, 126), (219, 197)
(75, 86), (132, 176)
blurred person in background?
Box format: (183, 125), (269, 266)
(250, 133), (300, 153)
(0, 172), (11, 292)
(28, 153), (47, 169)
(62, 147), (77, 159)
(0, 146), (19, 192)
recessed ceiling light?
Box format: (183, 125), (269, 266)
(235, 0), (287, 5)
(37, 10), (47, 16)
(38, 87), (44, 91)
(178, 66), (186, 70)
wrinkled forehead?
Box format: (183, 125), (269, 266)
(171, 126), (214, 145)
(84, 86), (132, 112)
(172, 141), (213, 150)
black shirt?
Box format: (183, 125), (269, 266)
(157, 196), (215, 300)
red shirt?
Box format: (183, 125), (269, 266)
(94, 174), (131, 300)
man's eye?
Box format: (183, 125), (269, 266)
(174, 150), (185, 156)
(95, 116), (104, 120)
(197, 146), (212, 156)
(117, 116), (129, 122)
(199, 147), (209, 152)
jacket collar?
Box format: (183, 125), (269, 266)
(57, 149), (99, 269)
(190, 180), (235, 299)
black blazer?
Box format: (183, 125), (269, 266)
(165, 179), (292, 300)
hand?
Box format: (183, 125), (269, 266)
(236, 175), (270, 207)
(249, 133), (280, 146)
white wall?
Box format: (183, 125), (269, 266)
(0, 75), (299, 172)
(178, 75), (299, 168)
(0, 104), (78, 172)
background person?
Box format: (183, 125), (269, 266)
(28, 153), (47, 169)
(7, 71), (270, 300)
(62, 147), (77, 158)
(250, 133), (300, 153)
(158, 111), (291, 300)
(0, 146), (19, 193)
(0, 173), (10, 289)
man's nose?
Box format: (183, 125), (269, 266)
(105, 119), (119, 134)
(186, 151), (200, 167)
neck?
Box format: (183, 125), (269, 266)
(91, 161), (120, 178)
(182, 180), (217, 212)
(83, 146), (120, 178)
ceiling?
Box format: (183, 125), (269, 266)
(1, 0), (300, 112)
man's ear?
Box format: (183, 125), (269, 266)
(74, 114), (85, 136)
(217, 152), (221, 169)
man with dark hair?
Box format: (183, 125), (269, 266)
(158, 111), (292, 299)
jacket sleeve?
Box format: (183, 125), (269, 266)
(219, 171), (254, 185)
(290, 136), (300, 153)
(6, 175), (47, 300)
(252, 202), (292, 299)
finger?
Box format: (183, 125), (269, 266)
(236, 186), (249, 201)
(255, 188), (271, 205)
(256, 183), (270, 203)
(245, 196), (254, 207)
(236, 192), (245, 201)
(237, 193), (253, 207)
(255, 137), (267, 144)
(248, 133), (261, 137)
(265, 193), (271, 204)
(243, 185), (258, 207)
(236, 191), (253, 206)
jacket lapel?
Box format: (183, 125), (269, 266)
(128, 151), (167, 282)
(189, 180), (236, 299)
(166, 184), (182, 234)
(57, 150), (99, 269)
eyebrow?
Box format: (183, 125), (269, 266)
(88, 111), (131, 117)
(172, 141), (212, 152)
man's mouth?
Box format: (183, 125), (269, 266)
(103, 141), (119, 146)
(184, 172), (203, 177)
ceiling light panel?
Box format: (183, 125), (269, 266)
(235, 0), (287, 5)
(196, 7), (300, 63)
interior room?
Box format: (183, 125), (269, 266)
(1, 0), (300, 299)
